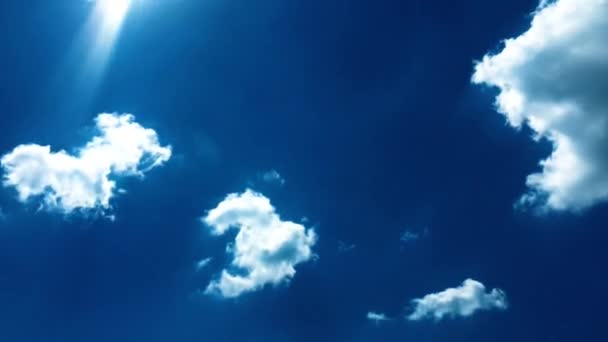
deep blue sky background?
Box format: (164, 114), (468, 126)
(1, 0), (608, 341)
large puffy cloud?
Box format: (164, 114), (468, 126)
(203, 190), (317, 298)
(408, 279), (507, 321)
(1, 113), (171, 214)
(473, 0), (608, 211)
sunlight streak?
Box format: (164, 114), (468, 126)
(97, 0), (132, 29)
(89, 0), (132, 62)
(50, 0), (134, 114)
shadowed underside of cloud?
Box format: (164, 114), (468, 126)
(408, 279), (507, 321)
(0, 113), (172, 215)
(473, 0), (608, 211)
(203, 190), (317, 298)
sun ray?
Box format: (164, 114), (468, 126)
(50, 0), (134, 115)
(96, 0), (132, 30)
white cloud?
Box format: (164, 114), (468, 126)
(408, 279), (507, 321)
(203, 189), (317, 298)
(1, 113), (171, 215)
(367, 312), (390, 323)
(473, 0), (608, 211)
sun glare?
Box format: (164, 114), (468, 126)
(97, 0), (132, 27)
(61, 0), (134, 109)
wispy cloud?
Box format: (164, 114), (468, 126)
(400, 230), (421, 243)
(367, 312), (391, 324)
(196, 258), (213, 271)
(260, 170), (286, 186)
(400, 227), (429, 245)
(338, 241), (356, 253)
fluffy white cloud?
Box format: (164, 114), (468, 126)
(408, 279), (507, 321)
(473, 0), (608, 211)
(1, 113), (171, 214)
(203, 190), (317, 298)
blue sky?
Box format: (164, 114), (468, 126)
(1, 0), (608, 341)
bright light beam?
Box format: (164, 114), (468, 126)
(91, 0), (132, 53)
(76, 0), (132, 99)
(36, 0), (136, 122)
(59, 0), (133, 110)
(96, 0), (132, 31)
